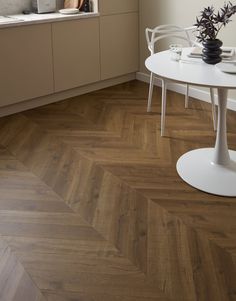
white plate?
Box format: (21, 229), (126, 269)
(216, 62), (236, 74)
(59, 8), (79, 15)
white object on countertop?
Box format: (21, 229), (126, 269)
(0, 12), (99, 27)
(9, 13), (56, 21)
(0, 16), (24, 23)
(0, 12), (99, 28)
(59, 8), (80, 15)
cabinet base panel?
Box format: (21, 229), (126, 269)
(0, 73), (136, 117)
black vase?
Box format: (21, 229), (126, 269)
(202, 39), (223, 65)
(80, 0), (90, 12)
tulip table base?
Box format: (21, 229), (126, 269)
(177, 148), (236, 196)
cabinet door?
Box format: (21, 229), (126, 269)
(99, 0), (138, 15)
(100, 13), (139, 80)
(0, 24), (53, 107)
(52, 18), (100, 92)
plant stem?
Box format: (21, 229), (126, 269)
(215, 23), (224, 38)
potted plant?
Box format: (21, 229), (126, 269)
(195, 2), (236, 64)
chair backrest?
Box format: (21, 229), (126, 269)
(145, 24), (198, 55)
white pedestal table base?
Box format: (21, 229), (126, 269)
(177, 148), (236, 197)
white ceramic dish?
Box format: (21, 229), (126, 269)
(59, 8), (80, 15)
(216, 62), (236, 74)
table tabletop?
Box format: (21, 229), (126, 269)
(145, 47), (236, 89)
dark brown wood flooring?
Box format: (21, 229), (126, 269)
(0, 80), (236, 301)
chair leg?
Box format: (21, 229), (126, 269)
(161, 80), (167, 137)
(147, 73), (154, 112)
(210, 88), (217, 131)
(185, 84), (189, 108)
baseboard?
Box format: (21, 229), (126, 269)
(2, 71), (235, 117)
(0, 73), (136, 117)
(136, 71), (236, 112)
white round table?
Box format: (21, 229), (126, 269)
(145, 48), (236, 196)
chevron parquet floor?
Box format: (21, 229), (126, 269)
(0, 80), (236, 301)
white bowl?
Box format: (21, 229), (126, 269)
(59, 8), (80, 15)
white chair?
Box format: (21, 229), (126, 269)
(146, 24), (217, 136)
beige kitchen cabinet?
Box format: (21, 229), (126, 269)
(52, 18), (100, 92)
(0, 24), (54, 107)
(100, 12), (139, 80)
(99, 0), (138, 15)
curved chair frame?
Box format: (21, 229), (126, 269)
(145, 24), (217, 136)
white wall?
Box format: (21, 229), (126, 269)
(139, 0), (236, 100)
(0, 0), (31, 14)
(0, 0), (64, 15)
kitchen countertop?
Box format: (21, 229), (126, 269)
(0, 11), (100, 28)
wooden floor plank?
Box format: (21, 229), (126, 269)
(0, 80), (235, 300)
(0, 239), (46, 301)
